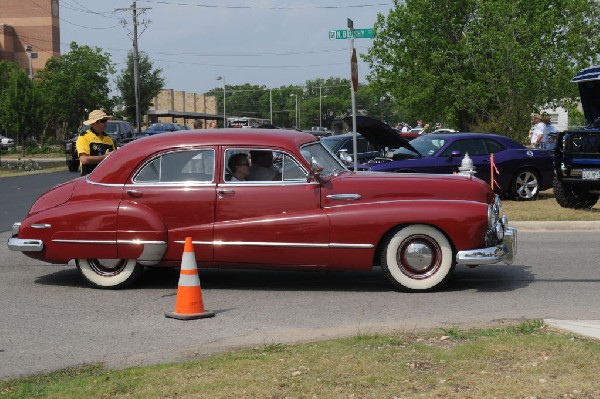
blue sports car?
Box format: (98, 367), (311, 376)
(363, 132), (554, 201)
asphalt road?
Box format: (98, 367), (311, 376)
(0, 170), (77, 232)
(2, 229), (600, 380)
(2, 171), (600, 380)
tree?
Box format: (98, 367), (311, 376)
(303, 78), (352, 129)
(115, 50), (165, 127)
(364, 0), (600, 140)
(36, 42), (115, 138)
(0, 61), (43, 146)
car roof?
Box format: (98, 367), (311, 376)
(90, 129), (318, 184)
(415, 132), (524, 148)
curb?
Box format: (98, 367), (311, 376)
(511, 221), (600, 232)
(544, 319), (600, 340)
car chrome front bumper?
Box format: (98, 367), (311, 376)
(456, 227), (517, 265)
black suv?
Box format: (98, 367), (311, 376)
(553, 66), (600, 208)
(65, 120), (136, 172)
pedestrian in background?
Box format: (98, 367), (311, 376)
(543, 114), (557, 149)
(76, 109), (116, 176)
(529, 114), (546, 148)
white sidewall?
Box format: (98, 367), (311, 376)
(385, 225), (453, 291)
(77, 259), (138, 288)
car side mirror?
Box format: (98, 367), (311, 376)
(450, 150), (462, 158)
(338, 149), (353, 165)
(308, 159), (325, 182)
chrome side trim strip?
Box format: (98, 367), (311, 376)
(175, 240), (373, 249)
(118, 240), (167, 245)
(52, 239), (116, 244)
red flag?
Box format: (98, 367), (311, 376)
(490, 153), (500, 190)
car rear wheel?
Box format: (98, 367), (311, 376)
(76, 259), (143, 289)
(381, 225), (455, 292)
(66, 160), (79, 172)
(510, 168), (540, 201)
(553, 178), (599, 209)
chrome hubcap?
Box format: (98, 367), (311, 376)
(397, 235), (441, 279)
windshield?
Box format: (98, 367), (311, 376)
(393, 135), (447, 157)
(300, 142), (347, 176)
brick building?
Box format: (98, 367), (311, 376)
(148, 89), (220, 129)
(0, 0), (60, 77)
(1, 1), (220, 129)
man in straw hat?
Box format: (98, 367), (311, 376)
(76, 109), (116, 176)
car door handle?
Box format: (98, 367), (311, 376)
(218, 189), (235, 197)
(126, 190), (143, 198)
(327, 194), (361, 200)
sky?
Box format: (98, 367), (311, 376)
(58, 0), (395, 95)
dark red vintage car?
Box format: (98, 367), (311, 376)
(8, 129), (517, 291)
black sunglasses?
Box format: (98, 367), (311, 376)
(97, 119), (109, 123)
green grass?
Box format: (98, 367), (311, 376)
(503, 189), (600, 221)
(2, 321), (599, 398)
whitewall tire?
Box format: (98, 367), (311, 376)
(381, 225), (455, 292)
(76, 259), (143, 289)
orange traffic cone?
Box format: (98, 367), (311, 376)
(165, 237), (215, 320)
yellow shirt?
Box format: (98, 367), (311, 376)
(76, 129), (116, 175)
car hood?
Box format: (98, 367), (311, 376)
(344, 116), (420, 154)
(571, 65), (600, 126)
(323, 171), (493, 205)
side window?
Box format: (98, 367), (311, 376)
(356, 137), (369, 153)
(484, 139), (506, 154)
(135, 149), (214, 183)
(340, 139), (352, 152)
(442, 139), (487, 157)
(225, 148), (306, 182)
(280, 153), (306, 181)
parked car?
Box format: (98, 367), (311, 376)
(143, 122), (187, 135)
(0, 134), (15, 150)
(363, 132), (554, 201)
(321, 133), (382, 164)
(309, 126), (333, 137)
(323, 117), (420, 165)
(8, 129), (516, 292)
(553, 65), (600, 209)
(64, 120), (136, 172)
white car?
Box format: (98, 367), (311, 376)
(0, 135), (14, 150)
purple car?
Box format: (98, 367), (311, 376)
(363, 132), (554, 201)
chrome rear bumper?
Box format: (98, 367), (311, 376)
(7, 237), (44, 251)
(7, 222), (43, 252)
(456, 227), (517, 265)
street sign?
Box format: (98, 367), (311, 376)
(329, 28), (374, 40)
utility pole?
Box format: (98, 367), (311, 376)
(116, 2), (151, 135)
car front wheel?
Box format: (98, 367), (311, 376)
(76, 259), (143, 289)
(381, 225), (455, 292)
(510, 168), (540, 201)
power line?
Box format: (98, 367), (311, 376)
(139, 1), (393, 10)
